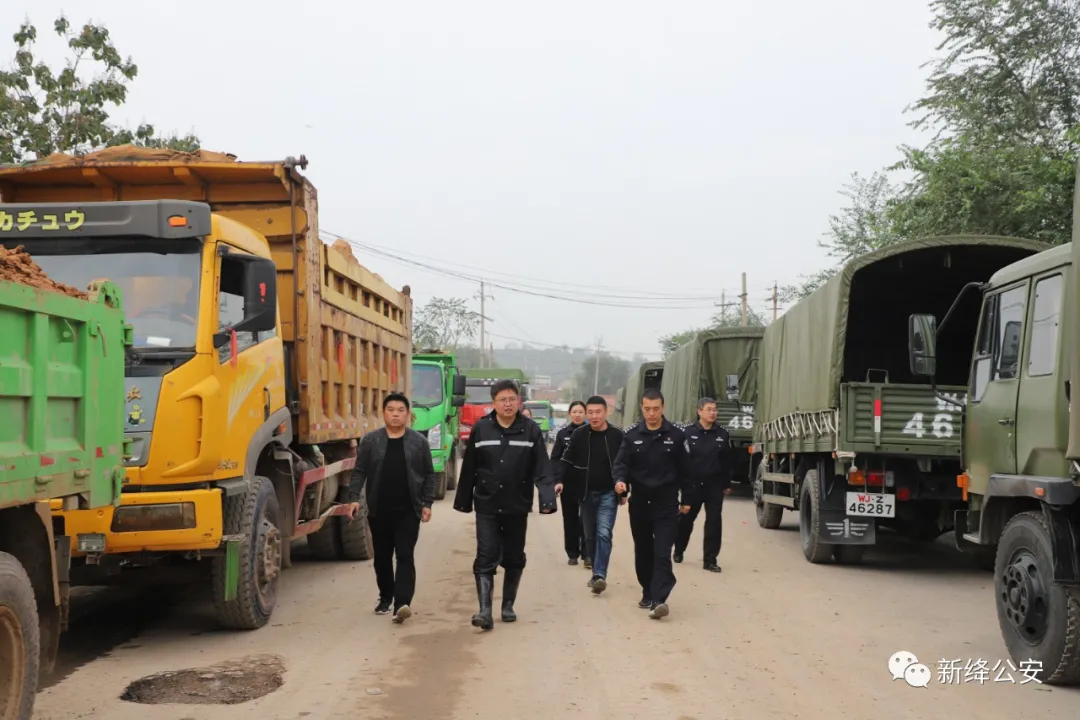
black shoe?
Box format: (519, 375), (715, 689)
(583, 558), (593, 570)
(591, 576), (607, 595)
(374, 600), (392, 615)
(673, 552), (683, 563)
(568, 558), (579, 566)
(501, 568), (522, 622)
(392, 605), (412, 624)
(704, 563), (722, 573)
(648, 602), (670, 620)
(471, 575), (494, 630)
(638, 597), (653, 609)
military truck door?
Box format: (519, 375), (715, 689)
(966, 282), (1029, 481)
(1015, 271), (1067, 475)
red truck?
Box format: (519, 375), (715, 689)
(458, 367), (529, 441)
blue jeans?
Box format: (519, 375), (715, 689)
(581, 490), (619, 579)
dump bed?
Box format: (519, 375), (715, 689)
(661, 326), (763, 438)
(0, 270), (127, 509)
(0, 147), (412, 444)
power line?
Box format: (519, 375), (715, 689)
(327, 233), (723, 310)
(323, 230), (737, 305)
(485, 330), (663, 357)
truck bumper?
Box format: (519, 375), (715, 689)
(50, 488), (224, 557)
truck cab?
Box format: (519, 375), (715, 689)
(411, 352), (466, 499)
(908, 236), (1080, 684)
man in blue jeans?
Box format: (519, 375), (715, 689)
(556, 396), (625, 595)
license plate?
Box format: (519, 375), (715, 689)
(77, 533), (106, 553)
(845, 492), (895, 518)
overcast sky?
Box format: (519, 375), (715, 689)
(3, 1), (939, 358)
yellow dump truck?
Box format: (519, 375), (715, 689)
(0, 147), (412, 630)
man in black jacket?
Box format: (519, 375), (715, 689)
(453, 379), (557, 631)
(556, 396), (625, 595)
(673, 397), (732, 573)
(550, 400), (588, 566)
(347, 393), (437, 624)
(613, 388), (693, 620)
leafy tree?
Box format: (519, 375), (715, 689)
(657, 306), (767, 354)
(0, 16), (200, 164)
(575, 353), (631, 396)
(412, 297), (481, 350)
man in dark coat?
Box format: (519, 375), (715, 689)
(347, 393), (437, 623)
(454, 379), (557, 630)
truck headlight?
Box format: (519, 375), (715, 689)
(428, 423), (442, 449)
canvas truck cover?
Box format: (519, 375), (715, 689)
(662, 326), (764, 424)
(759, 235), (1050, 425)
(623, 361), (664, 426)
(1069, 164), (1080, 464)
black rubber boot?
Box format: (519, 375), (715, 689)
(471, 575), (494, 630)
(501, 568), (523, 622)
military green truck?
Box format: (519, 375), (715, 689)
(411, 351), (466, 500)
(905, 221), (1080, 683)
(0, 245), (128, 718)
(619, 361), (664, 427)
(750, 236), (1047, 564)
(661, 326), (764, 487)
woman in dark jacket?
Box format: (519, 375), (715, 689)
(552, 401), (588, 566)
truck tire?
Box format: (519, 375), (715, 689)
(434, 469), (448, 501)
(446, 446), (457, 491)
(0, 553), (38, 720)
(338, 493), (373, 561)
(995, 510), (1080, 685)
(753, 465), (784, 529)
(306, 519), (339, 561)
(799, 469), (834, 563)
(212, 477), (282, 631)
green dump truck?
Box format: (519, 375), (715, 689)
(619, 361), (664, 427)
(411, 351), (466, 500)
(0, 247), (128, 719)
(661, 326), (764, 487)
(524, 400), (553, 433)
(904, 200), (1080, 683)
(751, 236), (1047, 564)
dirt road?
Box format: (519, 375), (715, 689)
(33, 494), (1079, 719)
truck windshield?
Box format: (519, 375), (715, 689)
(465, 385), (492, 403)
(524, 403), (552, 419)
(412, 364), (443, 408)
(20, 238), (201, 350)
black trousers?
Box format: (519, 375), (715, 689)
(473, 513), (528, 576)
(369, 510), (421, 610)
(675, 485), (726, 565)
(628, 497), (679, 604)
(559, 492), (586, 560)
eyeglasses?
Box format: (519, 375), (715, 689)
(494, 398), (517, 405)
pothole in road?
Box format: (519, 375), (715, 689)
(120, 654), (285, 705)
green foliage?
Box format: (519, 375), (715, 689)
(658, 307), (767, 355)
(783, 0), (1080, 310)
(0, 16), (200, 164)
(412, 297), (481, 350)
(575, 352), (631, 396)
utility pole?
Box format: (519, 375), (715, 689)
(593, 336), (603, 396)
(740, 272), (748, 326)
(714, 290), (738, 325)
(474, 281), (494, 368)
(770, 281), (779, 321)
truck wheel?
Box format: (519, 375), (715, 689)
(996, 511), (1080, 685)
(0, 553), (38, 720)
(833, 544), (865, 564)
(338, 494), (373, 561)
(306, 519), (339, 561)
(434, 469), (448, 501)
(212, 477), (282, 630)
(446, 446), (458, 491)
(799, 469), (834, 564)
(753, 465), (784, 529)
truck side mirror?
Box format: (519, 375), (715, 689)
(907, 313), (937, 377)
(452, 374), (467, 396)
(230, 256), (278, 335)
(451, 396), (465, 407)
(725, 373), (739, 402)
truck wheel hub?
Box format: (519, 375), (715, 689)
(260, 525), (282, 585)
(1001, 552), (1048, 641)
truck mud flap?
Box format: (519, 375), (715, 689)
(817, 509), (877, 545)
(221, 534), (244, 602)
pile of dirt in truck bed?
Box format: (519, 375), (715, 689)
(0, 245), (87, 299)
